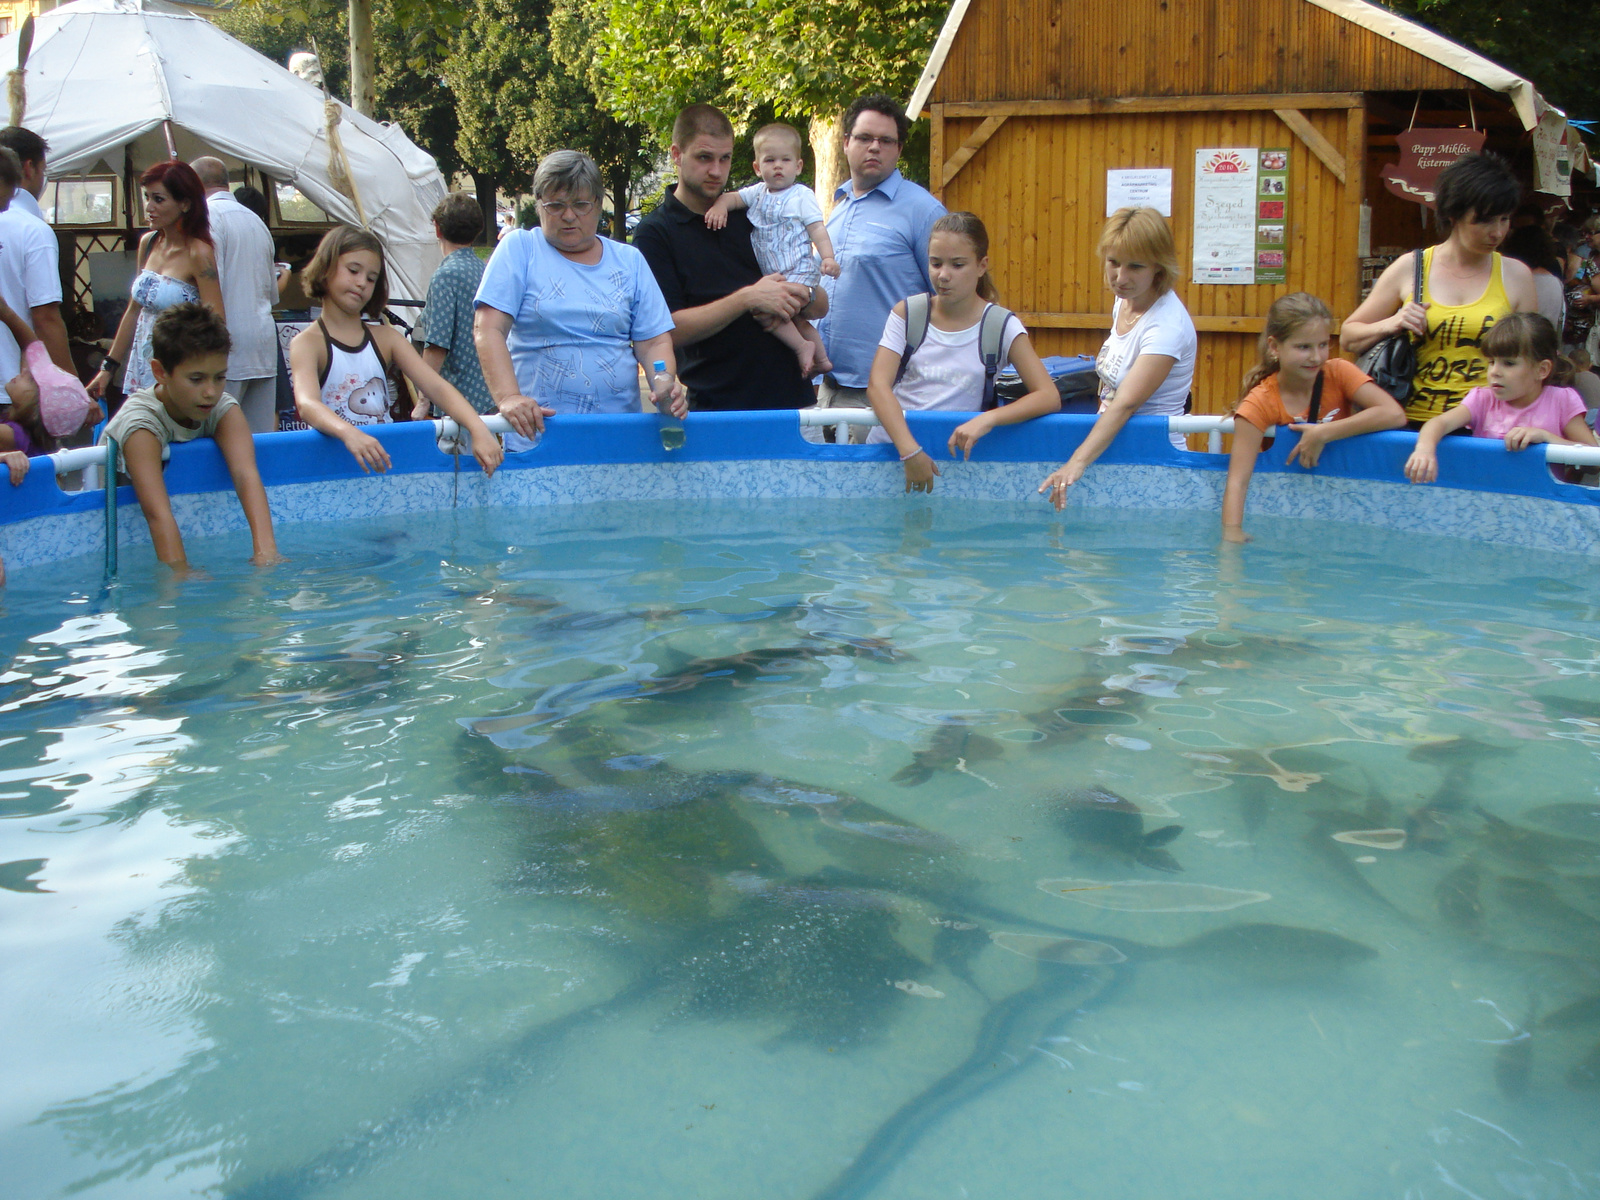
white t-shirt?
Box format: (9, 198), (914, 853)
(0, 201), (62, 380)
(207, 192), (279, 379)
(739, 181), (826, 283)
(1096, 289), (1196, 442)
(867, 306), (1026, 443)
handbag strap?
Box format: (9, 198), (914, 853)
(1411, 248), (1425, 329)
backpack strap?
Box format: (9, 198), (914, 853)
(1305, 367), (1325, 425)
(978, 302), (1013, 411)
(894, 293), (932, 387)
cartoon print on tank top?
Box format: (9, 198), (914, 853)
(317, 320), (394, 427)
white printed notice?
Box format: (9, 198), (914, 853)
(1193, 148), (1257, 284)
(1106, 168), (1172, 216)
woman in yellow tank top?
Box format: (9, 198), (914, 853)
(1342, 153), (1539, 427)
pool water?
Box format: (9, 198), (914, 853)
(2, 499), (1598, 1200)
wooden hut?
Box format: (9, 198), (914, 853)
(907, 0), (1593, 415)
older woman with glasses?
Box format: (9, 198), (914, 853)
(474, 150), (686, 444)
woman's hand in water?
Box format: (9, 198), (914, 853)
(902, 447), (940, 494)
(1038, 461), (1084, 510)
(1503, 425), (1552, 452)
(948, 413), (995, 461)
(339, 427), (392, 474)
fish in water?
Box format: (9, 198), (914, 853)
(989, 931), (1128, 965)
(1433, 860), (1484, 935)
(1495, 877), (1600, 949)
(1303, 816), (1409, 919)
(1495, 998), (1538, 1100)
(892, 722), (1002, 787)
(1476, 807), (1600, 871)
(1570, 1041), (1600, 1090)
(642, 642), (911, 702)
(1059, 787), (1183, 872)
(1541, 994), (1600, 1030)
(1038, 878), (1270, 913)
(1522, 802), (1600, 842)
(1159, 923), (1378, 983)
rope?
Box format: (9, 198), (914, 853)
(324, 97), (370, 230)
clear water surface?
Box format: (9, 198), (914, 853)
(2, 499), (1598, 1200)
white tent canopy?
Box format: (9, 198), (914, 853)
(0, 0), (446, 301)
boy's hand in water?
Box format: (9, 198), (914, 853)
(251, 549), (288, 567)
(1221, 524), (1252, 544)
(339, 427), (392, 474)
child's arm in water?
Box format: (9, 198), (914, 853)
(807, 220), (840, 279)
(866, 305), (940, 494)
(1220, 418), (1266, 542)
(121, 427), (190, 571)
(372, 325), (504, 477)
(1285, 379), (1407, 468)
(1404, 404), (1474, 483)
(704, 190), (748, 231)
(949, 332), (1059, 459)
(211, 404), (284, 566)
(287, 326), (392, 474)
(1504, 412), (1600, 451)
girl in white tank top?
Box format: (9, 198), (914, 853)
(288, 226), (504, 477)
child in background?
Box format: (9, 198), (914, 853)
(288, 226), (503, 477)
(704, 123), (840, 377)
(1222, 292), (1406, 541)
(866, 211), (1058, 494)
(99, 304), (282, 574)
(0, 299), (95, 456)
(1406, 312), (1598, 483)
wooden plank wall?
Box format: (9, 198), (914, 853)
(933, 0), (1472, 103)
(939, 107), (1360, 415)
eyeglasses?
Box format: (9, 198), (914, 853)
(538, 199), (597, 218)
(848, 134), (900, 149)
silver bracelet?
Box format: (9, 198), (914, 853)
(900, 446), (925, 462)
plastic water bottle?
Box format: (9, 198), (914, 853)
(654, 360), (684, 451)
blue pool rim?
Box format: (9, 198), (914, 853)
(3, 411), (1598, 570)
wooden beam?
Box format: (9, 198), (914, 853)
(1274, 108), (1346, 184)
(931, 104), (945, 202)
(941, 93), (1363, 118)
(941, 114), (1007, 189)
(1019, 312), (1268, 333)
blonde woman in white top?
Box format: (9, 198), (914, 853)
(1041, 207), (1197, 509)
(866, 212), (1058, 493)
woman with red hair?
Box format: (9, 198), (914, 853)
(89, 160), (225, 400)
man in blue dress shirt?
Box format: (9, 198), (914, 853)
(817, 95), (946, 441)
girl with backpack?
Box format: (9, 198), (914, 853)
(865, 212), (1058, 494)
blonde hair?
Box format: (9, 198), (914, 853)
(930, 211), (999, 303)
(1097, 207), (1180, 295)
(1238, 292), (1333, 400)
(752, 123), (803, 158)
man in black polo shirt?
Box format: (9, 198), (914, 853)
(633, 104), (826, 410)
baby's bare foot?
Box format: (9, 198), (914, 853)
(813, 349), (833, 375)
(795, 340), (817, 377)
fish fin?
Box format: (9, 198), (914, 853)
(1137, 848), (1184, 873)
(1144, 824), (1184, 848)
(891, 763), (933, 787)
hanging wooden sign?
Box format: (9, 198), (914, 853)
(1381, 129), (1486, 207)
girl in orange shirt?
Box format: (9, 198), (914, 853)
(1222, 293), (1406, 542)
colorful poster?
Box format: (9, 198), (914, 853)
(1193, 148), (1257, 284)
(1106, 168), (1173, 217)
(1255, 148), (1289, 284)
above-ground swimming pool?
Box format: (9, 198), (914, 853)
(2, 414), (1599, 1200)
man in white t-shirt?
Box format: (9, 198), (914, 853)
(0, 127), (72, 380)
(193, 156), (280, 432)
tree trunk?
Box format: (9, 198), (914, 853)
(809, 111), (846, 216)
(347, 0), (377, 117)
(607, 161), (630, 241)
(471, 170), (498, 245)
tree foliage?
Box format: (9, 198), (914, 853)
(1381, 0), (1600, 123)
(592, 0), (945, 133)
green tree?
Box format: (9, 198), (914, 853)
(1381, 0), (1600, 123)
(592, 0), (945, 203)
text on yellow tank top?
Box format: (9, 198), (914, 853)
(1408, 246), (1511, 423)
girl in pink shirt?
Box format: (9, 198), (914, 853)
(1406, 313), (1597, 483)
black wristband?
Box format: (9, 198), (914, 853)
(101, 355), (121, 373)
